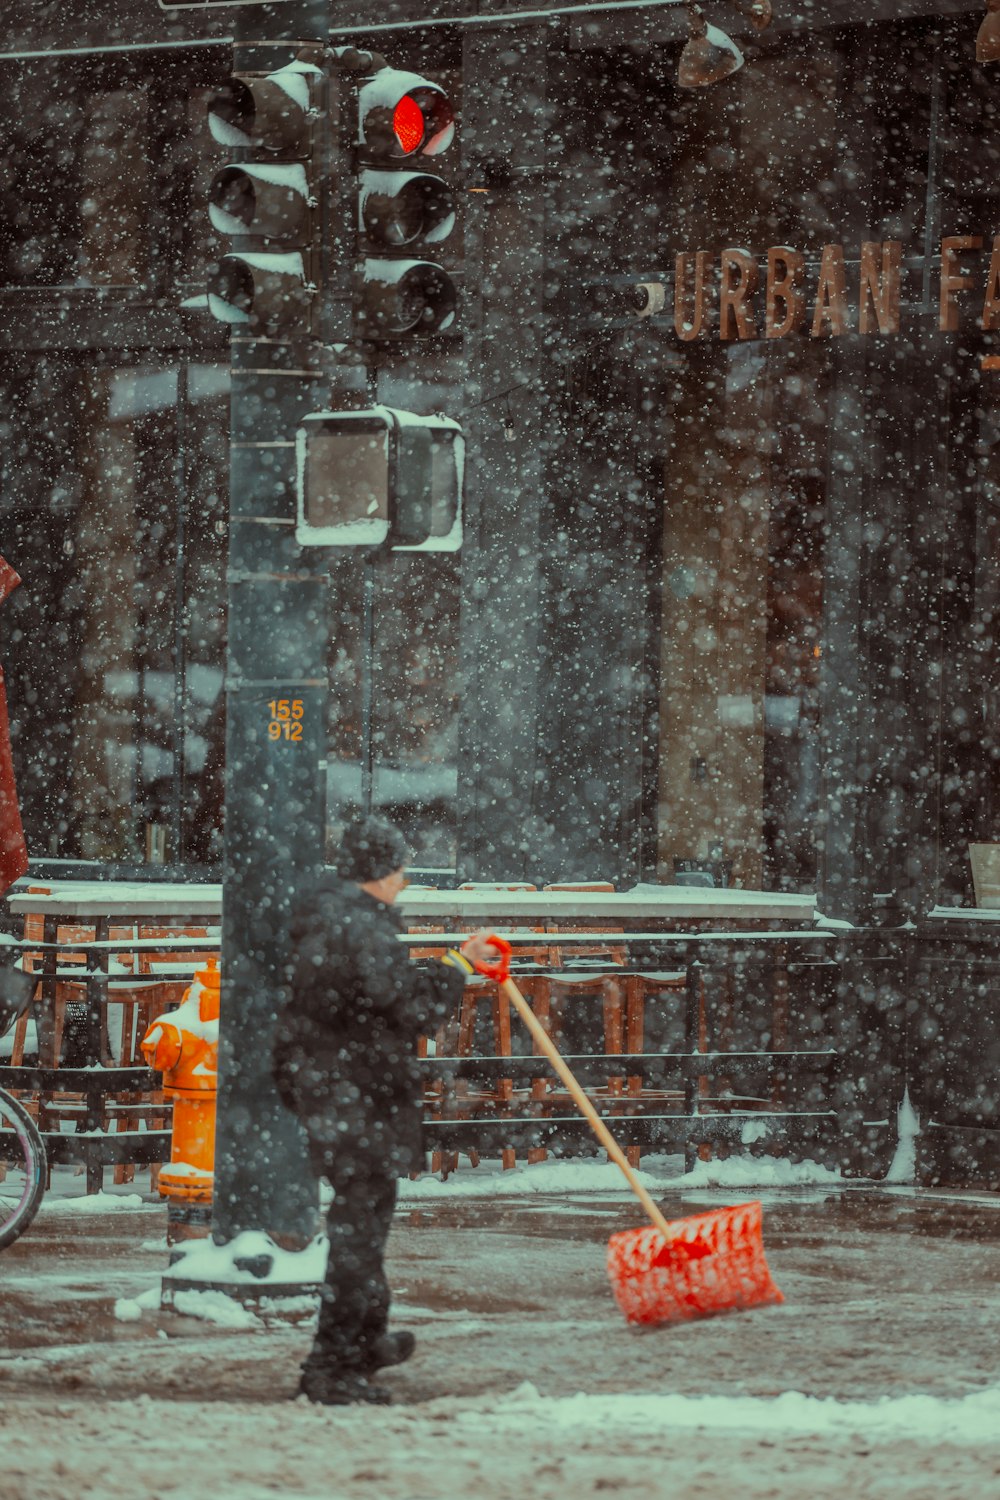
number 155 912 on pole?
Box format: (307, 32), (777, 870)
(268, 699), (304, 741)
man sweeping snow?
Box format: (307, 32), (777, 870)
(272, 815), (495, 1406)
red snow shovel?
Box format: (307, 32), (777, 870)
(474, 937), (784, 1327)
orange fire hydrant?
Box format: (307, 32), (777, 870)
(141, 958), (220, 1206)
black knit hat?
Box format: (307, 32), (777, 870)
(336, 816), (409, 882)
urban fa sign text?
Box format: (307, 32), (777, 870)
(671, 237), (1000, 344)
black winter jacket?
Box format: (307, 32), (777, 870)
(272, 875), (466, 1181)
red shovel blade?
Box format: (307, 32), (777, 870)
(607, 1200), (784, 1326)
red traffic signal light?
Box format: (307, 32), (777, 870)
(358, 71), (456, 159)
(393, 94), (427, 155)
(353, 68), (459, 340)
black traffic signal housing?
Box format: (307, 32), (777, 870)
(352, 68), (460, 340)
(295, 407), (463, 550)
(205, 55), (330, 337)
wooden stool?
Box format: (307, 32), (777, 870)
(541, 883), (627, 968)
(517, 969), (632, 1165)
(420, 976), (514, 1176)
(421, 969), (557, 1175)
(616, 971), (689, 1166)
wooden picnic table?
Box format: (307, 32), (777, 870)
(6, 879), (223, 923)
(6, 879), (816, 924)
(5, 884), (221, 1064)
(1, 878), (834, 1187)
(3, 882), (222, 1192)
(398, 886), (817, 925)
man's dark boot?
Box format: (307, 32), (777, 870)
(368, 1330), (415, 1373)
(296, 1368), (391, 1406)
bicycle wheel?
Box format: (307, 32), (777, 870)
(0, 1088), (46, 1250)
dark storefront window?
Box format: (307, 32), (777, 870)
(0, 42), (230, 871)
(0, 81), (149, 289)
(0, 360), (229, 865)
(652, 23), (966, 897)
(654, 31), (851, 893)
(924, 43), (1000, 906)
(936, 362), (1000, 905)
(658, 343), (828, 893)
(0, 53), (227, 297)
(328, 553), (462, 871)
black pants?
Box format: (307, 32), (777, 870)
(304, 1147), (399, 1377)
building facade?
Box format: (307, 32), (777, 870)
(0, 0), (998, 933)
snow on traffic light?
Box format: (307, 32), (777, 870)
(352, 69), (459, 339)
(205, 61), (324, 335)
(295, 407), (464, 550)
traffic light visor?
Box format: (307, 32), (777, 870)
(359, 259), (458, 337)
(392, 424), (463, 550)
(207, 65), (318, 152)
(360, 171), (456, 248)
(208, 257), (255, 323)
(209, 163), (312, 239)
(207, 250), (309, 330)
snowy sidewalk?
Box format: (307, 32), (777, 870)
(4, 1386), (1000, 1500)
(2, 1159), (1000, 1498)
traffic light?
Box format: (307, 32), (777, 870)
(205, 60), (324, 335)
(353, 69), (460, 339)
(295, 407), (463, 549)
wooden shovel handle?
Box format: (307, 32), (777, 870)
(500, 976), (672, 1239)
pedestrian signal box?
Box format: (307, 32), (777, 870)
(295, 407), (463, 551)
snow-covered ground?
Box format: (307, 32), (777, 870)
(5, 1157), (1000, 1499)
(36, 1151), (841, 1210)
(397, 1151), (844, 1199)
(5, 1382), (1000, 1500)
